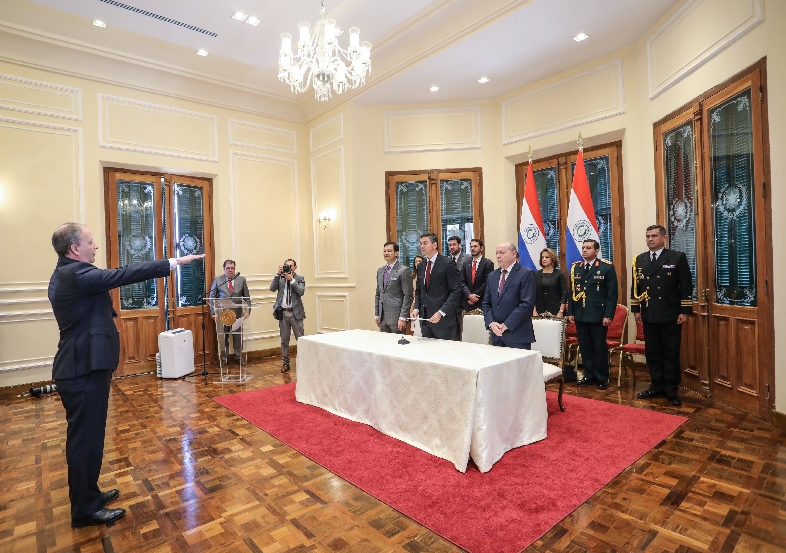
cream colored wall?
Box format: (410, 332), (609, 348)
(0, 59), (307, 387)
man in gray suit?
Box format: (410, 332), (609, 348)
(270, 258), (306, 373)
(209, 259), (250, 365)
(375, 241), (413, 333)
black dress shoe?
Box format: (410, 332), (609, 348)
(597, 380), (609, 390)
(281, 362), (290, 373)
(71, 507), (126, 528)
(637, 388), (666, 399)
(576, 377), (598, 386)
(667, 394), (682, 406)
(101, 489), (120, 505)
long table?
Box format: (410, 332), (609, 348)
(295, 330), (547, 473)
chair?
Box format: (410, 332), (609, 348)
(462, 308), (491, 345)
(606, 304), (629, 385)
(619, 316), (645, 386)
(565, 318), (579, 368)
(532, 316), (567, 412)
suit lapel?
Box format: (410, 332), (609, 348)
(382, 262), (397, 291)
(643, 250), (667, 276)
(498, 263), (518, 299)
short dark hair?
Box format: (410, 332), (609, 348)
(285, 258), (297, 267)
(412, 255), (424, 270)
(448, 235), (461, 245)
(646, 224), (667, 236)
(52, 223), (84, 257)
(470, 238), (484, 248)
(223, 259), (236, 268)
(419, 232), (438, 244)
(383, 241), (399, 252)
(583, 239), (600, 251)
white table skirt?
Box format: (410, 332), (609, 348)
(295, 329), (547, 472)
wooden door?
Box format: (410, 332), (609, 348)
(165, 174), (215, 363)
(104, 170), (166, 375)
(701, 71), (772, 419)
(654, 105), (709, 396)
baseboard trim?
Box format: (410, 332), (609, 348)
(771, 409), (786, 431)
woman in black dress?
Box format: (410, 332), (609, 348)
(533, 248), (567, 317)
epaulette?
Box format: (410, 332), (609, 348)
(600, 258), (613, 264)
(572, 260), (583, 265)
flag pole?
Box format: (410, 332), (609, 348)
(577, 131), (584, 151)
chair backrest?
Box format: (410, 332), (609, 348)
(566, 319), (577, 337)
(633, 315), (645, 341)
(531, 317), (566, 365)
(606, 304), (629, 340)
(462, 314), (490, 345)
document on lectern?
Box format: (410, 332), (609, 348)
(211, 298), (238, 309)
(230, 318), (244, 332)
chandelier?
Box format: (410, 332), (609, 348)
(278, 1), (371, 101)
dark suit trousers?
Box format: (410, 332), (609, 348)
(421, 319), (459, 341)
(491, 333), (531, 350)
(643, 321), (682, 395)
(576, 321), (609, 382)
(55, 368), (113, 519)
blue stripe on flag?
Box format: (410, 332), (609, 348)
(518, 233), (537, 271)
(565, 228), (582, 267)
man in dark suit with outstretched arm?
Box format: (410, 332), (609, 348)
(48, 223), (204, 528)
(411, 232), (462, 341)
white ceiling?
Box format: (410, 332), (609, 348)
(17, 0), (680, 108)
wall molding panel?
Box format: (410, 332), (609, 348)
(0, 355), (54, 373)
(228, 119), (297, 154)
(0, 73), (82, 121)
(647, 0), (764, 99)
(311, 145), (348, 279)
(315, 293), (350, 334)
(310, 114), (343, 152)
(0, 116), (84, 222)
(384, 107), (482, 153)
(228, 150), (300, 268)
(502, 60), (625, 145)
(242, 297), (281, 342)
(98, 94), (218, 161)
(0, 309), (54, 324)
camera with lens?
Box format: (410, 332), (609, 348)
(282, 264), (292, 274)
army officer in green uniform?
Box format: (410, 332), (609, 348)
(631, 225), (692, 406)
(567, 239), (618, 389)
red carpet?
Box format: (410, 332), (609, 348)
(215, 384), (686, 553)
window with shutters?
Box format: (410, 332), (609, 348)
(386, 169), (484, 269)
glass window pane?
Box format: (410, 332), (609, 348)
(533, 166), (560, 256)
(117, 180), (158, 310)
(395, 180), (428, 269)
(571, 156), (613, 263)
(709, 89), (756, 306)
(440, 178), (473, 256)
(172, 183), (206, 308)
(663, 121), (698, 300)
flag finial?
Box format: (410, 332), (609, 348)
(528, 145), (533, 162)
(577, 132), (584, 150)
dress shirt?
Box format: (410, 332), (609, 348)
(650, 247), (664, 261)
(416, 252), (446, 317)
(168, 258), (177, 270)
(281, 277), (293, 308)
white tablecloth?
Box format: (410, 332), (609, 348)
(295, 329), (547, 472)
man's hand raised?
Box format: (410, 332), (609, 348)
(176, 254), (206, 265)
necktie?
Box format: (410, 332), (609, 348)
(425, 260), (433, 287)
(498, 269), (507, 294)
(651, 252), (656, 262)
(228, 280), (234, 294)
(584, 262), (590, 272)
(471, 260), (477, 284)
(383, 265), (391, 287)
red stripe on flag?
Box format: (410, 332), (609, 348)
(572, 149), (599, 234)
(524, 161), (545, 235)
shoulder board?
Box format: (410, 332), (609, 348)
(572, 260), (583, 265)
(600, 259), (613, 265)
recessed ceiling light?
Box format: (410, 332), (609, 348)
(196, 49), (208, 56)
(478, 77), (489, 84)
(429, 86), (439, 92)
(573, 33), (589, 42)
(93, 19), (106, 28)
(246, 15), (261, 26)
(231, 11), (248, 22)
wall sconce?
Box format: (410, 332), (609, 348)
(318, 208), (335, 230)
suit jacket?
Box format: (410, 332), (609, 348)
(375, 262), (413, 325)
(567, 259), (618, 322)
(414, 254), (461, 325)
(48, 257), (171, 379)
(482, 263), (536, 345)
(209, 274), (251, 317)
(448, 251), (471, 272)
(461, 256), (495, 311)
(270, 273), (306, 320)
(630, 248), (692, 323)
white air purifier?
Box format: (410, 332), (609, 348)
(157, 328), (195, 378)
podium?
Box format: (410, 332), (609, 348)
(208, 296), (258, 383)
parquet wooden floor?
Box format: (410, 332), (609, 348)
(1, 356), (784, 553)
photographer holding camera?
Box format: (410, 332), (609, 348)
(270, 259), (306, 372)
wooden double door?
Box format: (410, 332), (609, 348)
(104, 169), (216, 376)
(653, 61), (774, 419)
